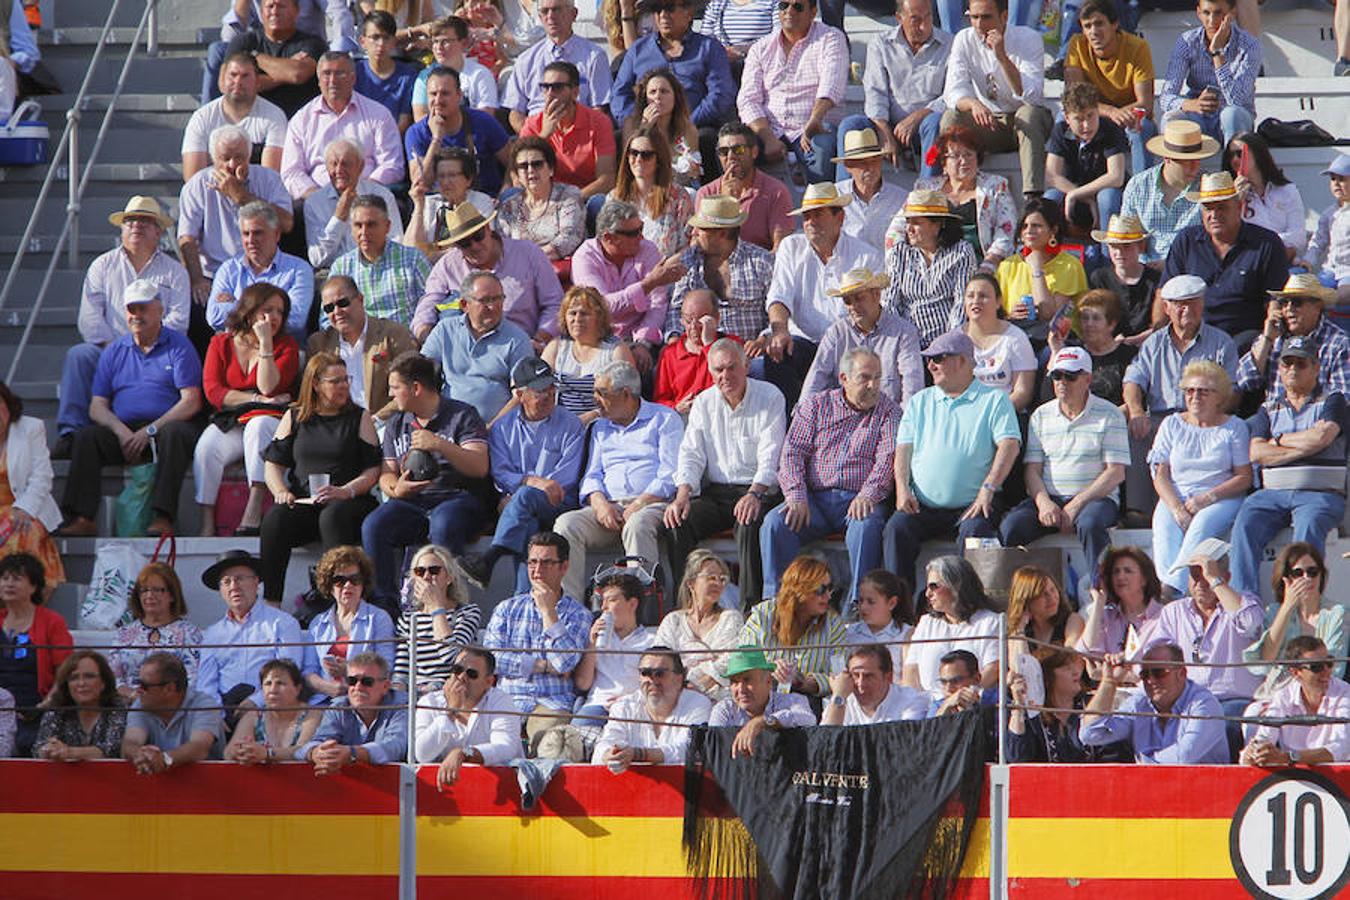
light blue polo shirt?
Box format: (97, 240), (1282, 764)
(897, 378), (1021, 510)
(420, 315), (534, 423)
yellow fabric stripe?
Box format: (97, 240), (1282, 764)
(1009, 818), (1232, 879)
(1, 814), (399, 875)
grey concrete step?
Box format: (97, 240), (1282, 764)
(0, 195), (181, 237)
(0, 162), (182, 185)
(37, 52), (204, 97)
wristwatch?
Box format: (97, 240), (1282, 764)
(764, 713), (781, 729)
(981, 481), (1001, 493)
(1288, 748), (1301, 765)
(146, 423), (158, 438)
(1208, 576), (1224, 589)
(829, 695), (846, 707)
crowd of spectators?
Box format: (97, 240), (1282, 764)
(2, 0), (1350, 772)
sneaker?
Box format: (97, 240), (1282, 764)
(1336, 58), (1350, 77)
(458, 551), (492, 589)
(1045, 58), (1065, 81)
(50, 432), (73, 460)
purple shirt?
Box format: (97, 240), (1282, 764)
(570, 237), (668, 346)
(413, 235), (564, 338)
(280, 93), (405, 198)
(1154, 593), (1265, 700)
(779, 389), (898, 504)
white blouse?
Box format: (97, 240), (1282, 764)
(1242, 181), (1307, 255)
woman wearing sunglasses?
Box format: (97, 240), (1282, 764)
(901, 555), (1001, 697)
(34, 650), (126, 762)
(393, 545), (482, 695)
(223, 659), (321, 764)
(415, 647), (519, 789)
(739, 555), (846, 698)
(304, 546), (396, 702)
(1244, 543), (1345, 696)
(0, 552), (71, 756)
(608, 125), (693, 257)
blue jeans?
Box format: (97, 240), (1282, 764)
(998, 495), (1119, 569)
(201, 40), (228, 105)
(882, 500), (1003, 592)
(1173, 106), (1255, 150)
(1127, 118), (1158, 179)
(57, 342), (103, 436)
(1152, 495), (1244, 594)
(759, 488), (886, 606)
(1227, 489), (1346, 595)
(1043, 185), (1122, 232)
(785, 124), (840, 186)
(362, 493), (488, 602)
(492, 485), (568, 594)
(937, 0), (1039, 32)
(835, 112), (941, 182)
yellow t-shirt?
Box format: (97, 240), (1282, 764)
(996, 252), (1089, 317)
(1065, 32), (1155, 109)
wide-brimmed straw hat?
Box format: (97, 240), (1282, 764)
(827, 267), (890, 297)
(901, 189), (960, 220)
(1090, 213), (1148, 244)
(686, 194), (748, 229)
(1145, 120), (1220, 160)
(108, 195), (173, 229)
(1185, 171), (1240, 204)
(790, 182), (852, 216)
(436, 202), (498, 248)
(831, 127), (885, 163)
(1268, 272), (1337, 303)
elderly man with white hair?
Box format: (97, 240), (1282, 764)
(553, 360), (685, 602)
(182, 50), (288, 182)
(178, 124), (294, 308)
(206, 200), (315, 339)
(303, 138), (404, 270)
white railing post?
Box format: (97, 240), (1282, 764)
(146, 0), (159, 56)
(988, 612), (1010, 899)
(996, 613), (1007, 767)
(406, 611), (418, 765)
(65, 107), (79, 270)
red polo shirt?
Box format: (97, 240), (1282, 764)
(520, 102), (616, 190)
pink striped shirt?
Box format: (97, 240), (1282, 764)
(737, 21), (848, 140)
(778, 388), (898, 504)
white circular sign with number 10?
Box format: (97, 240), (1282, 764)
(1230, 772), (1350, 900)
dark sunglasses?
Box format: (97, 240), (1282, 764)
(1287, 565), (1322, 579)
(609, 226), (644, 238)
(1296, 661), (1332, 674)
(455, 229), (489, 250)
(515, 158), (548, 171)
(777, 1), (808, 10)
(814, 583), (834, 596)
(413, 565), (444, 578)
(331, 573), (363, 587)
(538, 81), (574, 92)
(627, 148), (657, 161)
(346, 674), (380, 687)
(322, 296), (353, 314)
(134, 677), (171, 690)
(1276, 297), (1311, 308)
(449, 663), (482, 679)
(926, 581), (945, 592)
(1138, 667), (1172, 681)
(926, 352), (956, 364)
(1049, 370), (1084, 381)
(638, 666), (671, 678)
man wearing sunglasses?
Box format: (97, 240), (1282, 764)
(1237, 274), (1350, 405)
(307, 275), (417, 420)
(300, 652), (408, 774)
(737, 0), (848, 185)
(520, 61), (617, 204)
(1153, 539), (1263, 759)
(122, 653), (224, 774)
(693, 123), (795, 252)
(999, 346), (1128, 569)
(414, 649), (520, 787)
(592, 647), (711, 771)
(1230, 335), (1348, 595)
(1241, 636), (1350, 767)
(1080, 641), (1228, 764)
(611, 0), (735, 167)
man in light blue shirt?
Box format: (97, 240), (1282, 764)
(420, 272), (533, 424)
(196, 550), (306, 712)
(299, 652), (408, 771)
(502, 0), (612, 131)
(1080, 641), (1229, 764)
(882, 330), (1021, 588)
(462, 358), (587, 593)
(553, 360), (684, 601)
(206, 200), (314, 339)
(122, 653), (224, 772)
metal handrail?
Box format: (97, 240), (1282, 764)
(0, 0), (158, 384)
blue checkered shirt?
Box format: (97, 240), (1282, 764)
(482, 592), (593, 713)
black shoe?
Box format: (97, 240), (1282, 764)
(51, 432), (73, 460)
(1046, 58), (1065, 81)
(233, 525), (261, 537)
(458, 551), (492, 589)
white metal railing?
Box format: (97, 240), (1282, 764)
(0, 0), (159, 384)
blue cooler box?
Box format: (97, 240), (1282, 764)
(0, 101), (49, 166)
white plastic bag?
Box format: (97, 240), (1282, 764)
(80, 541), (147, 630)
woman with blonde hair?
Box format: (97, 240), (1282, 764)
(541, 286), (635, 422)
(1149, 359), (1252, 595)
(739, 555), (846, 697)
(392, 544), (482, 695)
(1006, 566), (1085, 650)
(654, 550), (744, 700)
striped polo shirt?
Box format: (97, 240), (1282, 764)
(1025, 394), (1131, 500)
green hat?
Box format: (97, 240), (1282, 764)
(724, 646), (775, 678)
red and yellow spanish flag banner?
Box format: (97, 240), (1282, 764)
(0, 759), (400, 899)
(1002, 764), (1350, 898)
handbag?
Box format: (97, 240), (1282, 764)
(113, 463), (157, 537)
(962, 542), (1067, 606)
(1256, 117), (1337, 148)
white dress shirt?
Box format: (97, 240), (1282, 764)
(337, 318), (368, 408)
(943, 24), (1045, 114)
(1251, 677), (1350, 760)
(591, 688), (713, 765)
(583, 624), (657, 708)
(842, 682), (930, 724)
(767, 232), (883, 341)
(414, 685), (521, 765)
(674, 379), (787, 490)
(836, 180), (908, 253)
